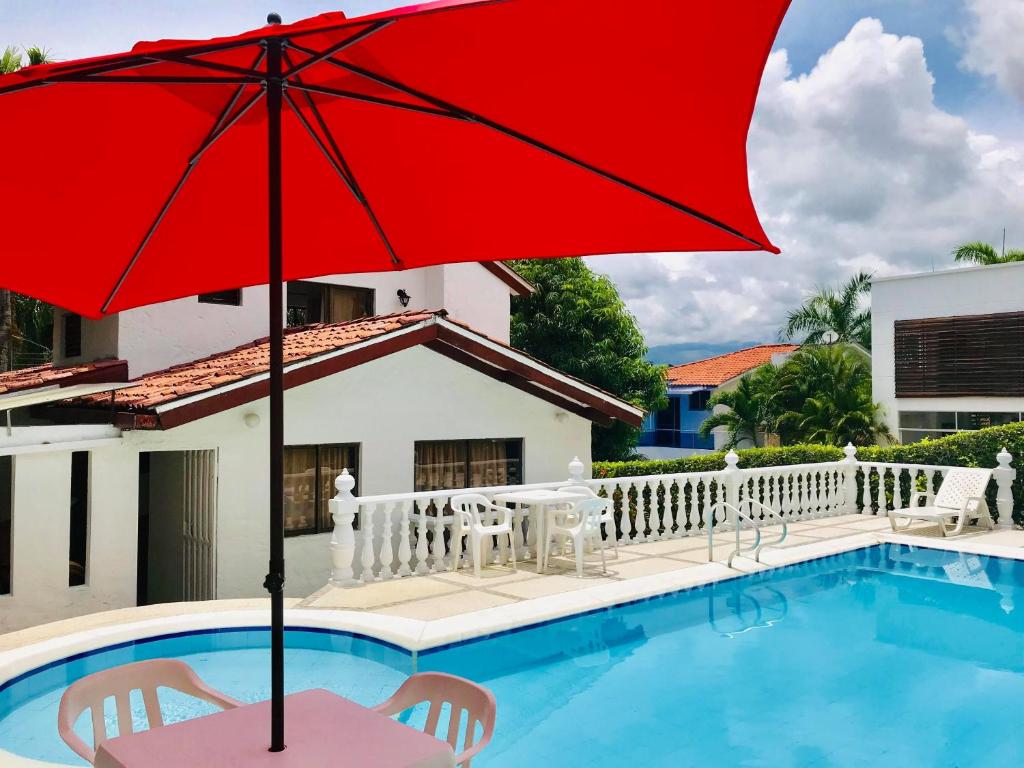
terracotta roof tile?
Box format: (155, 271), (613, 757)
(666, 344), (799, 387)
(0, 359), (128, 394)
(74, 310), (441, 411)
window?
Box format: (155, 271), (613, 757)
(895, 311), (1024, 397)
(63, 313), (82, 357)
(198, 289), (242, 306)
(284, 444), (359, 536)
(898, 411), (1023, 444)
(414, 439), (523, 492)
(1, 456), (11, 595)
(688, 389), (711, 411)
(69, 452), (89, 587)
(286, 282), (374, 328)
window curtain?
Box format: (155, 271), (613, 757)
(283, 446), (317, 533)
(468, 440), (509, 487)
(318, 445), (354, 531)
(415, 442), (467, 492)
(326, 286), (370, 324)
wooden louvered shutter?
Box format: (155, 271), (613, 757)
(895, 311), (1024, 397)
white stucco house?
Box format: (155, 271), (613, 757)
(872, 260), (1024, 443)
(0, 263), (642, 631)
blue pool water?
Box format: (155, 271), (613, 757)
(2, 543), (1024, 766)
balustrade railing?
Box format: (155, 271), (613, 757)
(328, 445), (1017, 586)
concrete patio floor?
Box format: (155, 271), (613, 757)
(298, 512), (924, 621)
(4, 512), (1021, 656)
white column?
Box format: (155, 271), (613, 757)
(841, 444), (862, 515)
(710, 450), (741, 562)
(329, 469), (358, 587)
(994, 448), (1017, 530)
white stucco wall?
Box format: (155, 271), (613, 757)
(127, 344), (592, 600)
(53, 264), (515, 378)
(872, 262), (1024, 436)
(0, 445), (138, 633)
(439, 262), (513, 342)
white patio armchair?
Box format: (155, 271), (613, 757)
(450, 493), (518, 577)
(888, 467), (996, 537)
(543, 497), (610, 577)
(557, 484), (618, 558)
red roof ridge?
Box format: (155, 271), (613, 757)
(666, 343), (800, 387)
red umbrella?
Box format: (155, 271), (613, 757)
(0, 0), (788, 751)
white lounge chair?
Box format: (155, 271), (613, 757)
(888, 467), (996, 537)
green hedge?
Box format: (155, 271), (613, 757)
(593, 444), (846, 478)
(594, 423), (1024, 522)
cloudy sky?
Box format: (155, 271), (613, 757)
(7, 0), (1024, 358)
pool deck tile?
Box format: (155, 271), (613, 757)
(376, 589), (516, 620)
(4, 513), (1024, 667)
(303, 577), (463, 610)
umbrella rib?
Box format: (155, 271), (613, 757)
(289, 48), (770, 251)
(146, 54), (266, 79)
(100, 59), (267, 314)
(56, 75), (262, 85)
(282, 20), (392, 80)
(287, 82), (462, 120)
(283, 86), (403, 268)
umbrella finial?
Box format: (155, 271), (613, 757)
(267, 12), (282, 25)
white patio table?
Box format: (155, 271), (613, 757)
(492, 488), (590, 573)
(94, 688), (455, 768)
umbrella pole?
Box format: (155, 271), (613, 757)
(264, 27), (286, 753)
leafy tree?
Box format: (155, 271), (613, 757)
(952, 240), (1024, 266)
(780, 272), (872, 349)
(1, 45), (53, 371)
(510, 258), (667, 461)
(698, 364), (781, 449)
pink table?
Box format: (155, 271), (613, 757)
(94, 688), (455, 768)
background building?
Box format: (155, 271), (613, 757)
(872, 261), (1024, 443)
(639, 344), (799, 458)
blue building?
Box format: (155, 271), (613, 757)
(639, 344), (799, 457)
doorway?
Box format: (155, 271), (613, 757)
(137, 449), (218, 605)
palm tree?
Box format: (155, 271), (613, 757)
(776, 346), (891, 446)
(780, 272), (872, 349)
(1, 45), (51, 370)
(698, 365), (780, 449)
(952, 241), (1024, 266)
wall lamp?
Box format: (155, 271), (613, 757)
(397, 289), (411, 308)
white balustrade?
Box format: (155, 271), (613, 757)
(326, 450), (1018, 585)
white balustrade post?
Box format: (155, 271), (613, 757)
(396, 503), (413, 577)
(994, 448), (1017, 530)
(360, 503), (376, 584)
(329, 469), (359, 587)
(568, 455), (585, 484)
(710, 450), (740, 562)
(841, 444), (862, 515)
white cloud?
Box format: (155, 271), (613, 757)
(959, 0), (1024, 102)
(591, 17), (1024, 350)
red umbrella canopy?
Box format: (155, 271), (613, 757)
(0, 0), (788, 318)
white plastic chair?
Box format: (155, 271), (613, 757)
(557, 484), (618, 559)
(543, 497), (609, 577)
(373, 672), (496, 767)
(888, 467), (996, 537)
(450, 493), (517, 577)
(57, 659), (241, 764)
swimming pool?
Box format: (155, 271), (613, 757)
(2, 543), (1023, 766)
